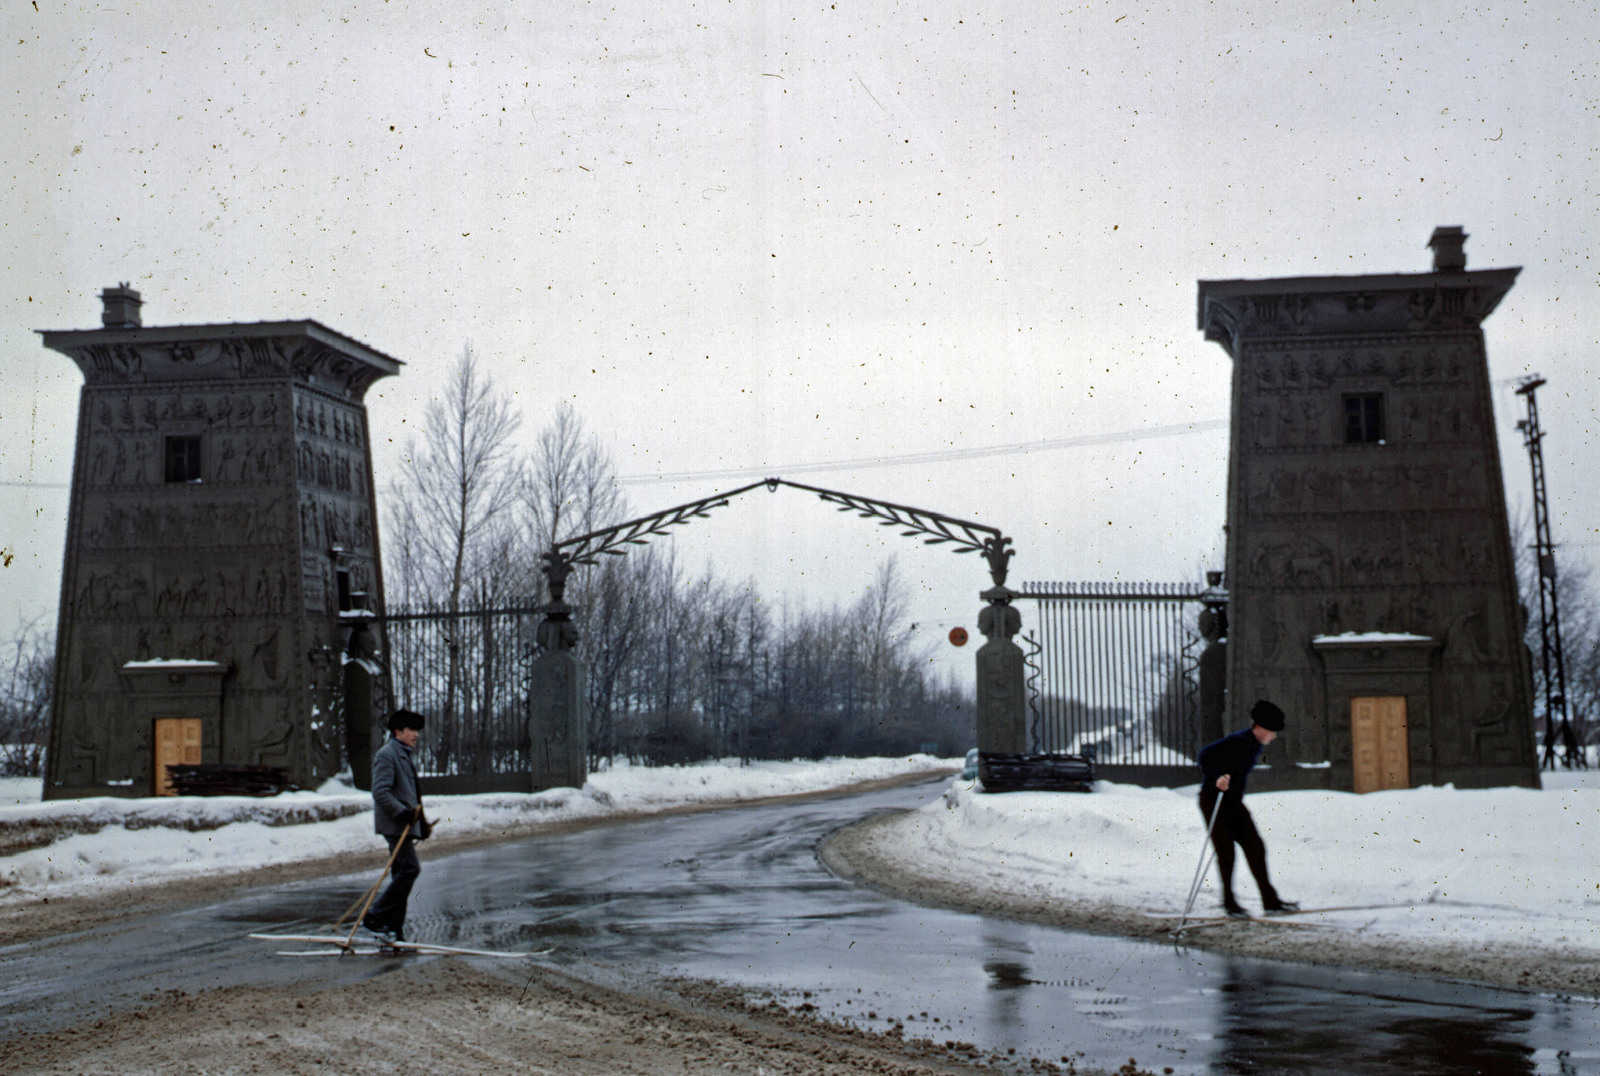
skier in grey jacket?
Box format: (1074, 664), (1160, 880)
(364, 708), (430, 942)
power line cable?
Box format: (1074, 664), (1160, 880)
(617, 418), (1230, 486)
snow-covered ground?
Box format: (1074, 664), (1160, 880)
(5, 758), (1597, 966)
(0, 755), (955, 902)
(891, 766), (1600, 954)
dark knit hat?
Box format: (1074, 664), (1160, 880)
(387, 708), (426, 732)
(1250, 699), (1286, 732)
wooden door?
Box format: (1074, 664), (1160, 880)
(1350, 696), (1409, 793)
(153, 718), (202, 796)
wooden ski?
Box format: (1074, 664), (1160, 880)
(1146, 902), (1403, 921)
(249, 932), (549, 958)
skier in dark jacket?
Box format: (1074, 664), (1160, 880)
(1197, 699), (1298, 919)
(364, 708), (431, 942)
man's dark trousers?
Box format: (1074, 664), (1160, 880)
(366, 835), (420, 932)
(1198, 787), (1281, 911)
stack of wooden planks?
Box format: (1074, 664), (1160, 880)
(165, 764), (298, 797)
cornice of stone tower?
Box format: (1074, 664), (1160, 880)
(38, 319), (402, 401)
(1197, 266), (1520, 362)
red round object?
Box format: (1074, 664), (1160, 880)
(948, 627), (969, 647)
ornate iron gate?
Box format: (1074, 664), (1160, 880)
(1016, 581), (1207, 784)
(376, 600), (543, 793)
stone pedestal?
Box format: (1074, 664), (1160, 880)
(529, 649), (588, 791)
(342, 661), (374, 791)
(976, 637), (1027, 755)
(341, 613), (377, 790)
(1197, 601), (1228, 754)
(975, 593), (1027, 784)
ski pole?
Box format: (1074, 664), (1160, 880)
(340, 810), (418, 949)
(1179, 791), (1226, 929)
(332, 818), (407, 931)
(332, 808), (435, 930)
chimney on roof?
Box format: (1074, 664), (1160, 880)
(100, 283), (142, 328)
(1427, 226), (1467, 273)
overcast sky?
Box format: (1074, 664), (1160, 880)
(3, 2), (1596, 682)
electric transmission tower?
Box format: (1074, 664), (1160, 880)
(1514, 376), (1582, 769)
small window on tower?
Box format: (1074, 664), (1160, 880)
(1344, 393), (1385, 444)
(164, 435), (203, 483)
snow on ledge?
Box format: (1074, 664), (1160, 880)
(120, 659), (226, 671)
(1311, 632), (1435, 645)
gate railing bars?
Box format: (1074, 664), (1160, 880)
(1015, 581), (1208, 772)
(377, 598), (543, 779)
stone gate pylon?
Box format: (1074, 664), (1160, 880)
(1198, 228), (1538, 790)
(39, 286), (400, 798)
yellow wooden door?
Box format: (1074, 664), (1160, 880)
(1351, 696), (1409, 794)
(153, 718), (203, 796)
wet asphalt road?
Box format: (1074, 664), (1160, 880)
(2, 777), (1597, 1074)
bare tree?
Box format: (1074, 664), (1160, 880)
(1511, 507), (1600, 757)
(0, 617), (53, 778)
(383, 346), (525, 770)
(522, 401), (625, 562)
(386, 344), (525, 611)
(854, 557), (911, 729)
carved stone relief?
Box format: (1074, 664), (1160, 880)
(1464, 676), (1517, 762)
(252, 627), (281, 683)
(303, 559), (329, 614)
(73, 561), (296, 622)
(248, 699), (297, 767)
(1443, 604), (1494, 666)
(1246, 533), (1337, 591)
(298, 489), (375, 557)
(1249, 338), (1478, 392)
(81, 495), (286, 551)
(1339, 540), (1403, 589)
(77, 343), (144, 380)
(1242, 451), (1488, 523)
(89, 387), (287, 432)
(222, 337), (293, 379)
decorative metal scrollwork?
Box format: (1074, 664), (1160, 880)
(538, 477), (1016, 649)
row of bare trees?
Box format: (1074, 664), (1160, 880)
(579, 554), (972, 764)
(1513, 510), (1600, 759)
(381, 347), (972, 766)
(0, 617), (53, 777)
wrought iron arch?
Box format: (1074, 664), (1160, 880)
(535, 477), (1016, 651)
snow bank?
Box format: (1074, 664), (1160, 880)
(0, 755), (956, 901)
(911, 772), (1600, 953)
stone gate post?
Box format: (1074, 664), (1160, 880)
(975, 586), (1027, 778)
(528, 594), (588, 791)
